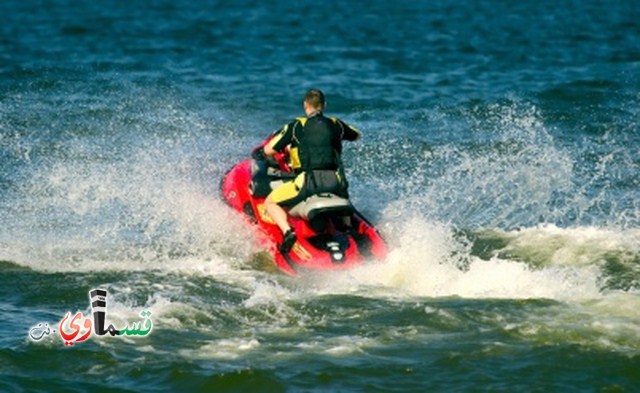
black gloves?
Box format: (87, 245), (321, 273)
(251, 146), (267, 161)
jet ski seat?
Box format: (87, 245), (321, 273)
(289, 193), (353, 221)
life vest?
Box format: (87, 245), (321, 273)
(291, 114), (342, 173)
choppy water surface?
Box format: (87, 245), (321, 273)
(1, 0), (639, 391)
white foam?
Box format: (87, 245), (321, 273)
(296, 219), (615, 302)
(496, 224), (640, 267)
(179, 338), (261, 360)
(297, 335), (373, 357)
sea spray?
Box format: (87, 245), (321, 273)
(2, 1), (640, 390)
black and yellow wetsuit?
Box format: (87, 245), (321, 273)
(266, 112), (360, 207)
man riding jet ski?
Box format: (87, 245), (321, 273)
(256, 89), (359, 253)
(220, 89), (386, 275)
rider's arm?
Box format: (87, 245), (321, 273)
(263, 142), (278, 157)
(264, 122), (295, 156)
(334, 118), (361, 141)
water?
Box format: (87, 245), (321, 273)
(1, 0), (639, 391)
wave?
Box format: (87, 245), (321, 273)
(294, 218), (638, 299)
(1, 86), (638, 303)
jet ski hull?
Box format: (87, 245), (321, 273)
(220, 159), (387, 275)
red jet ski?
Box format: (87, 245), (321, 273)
(220, 139), (387, 276)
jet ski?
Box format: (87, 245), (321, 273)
(220, 139), (387, 276)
